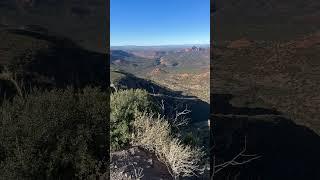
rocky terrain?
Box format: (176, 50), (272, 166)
(110, 46), (210, 102)
(110, 46), (210, 179)
(110, 147), (172, 180)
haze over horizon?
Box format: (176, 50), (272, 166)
(110, 0), (209, 46)
(110, 43), (210, 47)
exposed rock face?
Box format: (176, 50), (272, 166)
(181, 46), (207, 52)
(192, 46), (199, 51)
(110, 147), (172, 180)
(149, 68), (167, 76)
(159, 57), (168, 65)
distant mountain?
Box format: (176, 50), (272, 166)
(110, 44), (210, 51)
(110, 47), (209, 76)
(179, 46), (209, 53)
(110, 47), (210, 102)
(159, 47), (209, 69)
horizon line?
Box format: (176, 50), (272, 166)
(110, 43), (210, 47)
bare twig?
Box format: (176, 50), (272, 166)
(110, 83), (118, 92)
(160, 99), (165, 112)
(211, 136), (261, 179)
(173, 104), (191, 128)
(130, 163), (144, 179)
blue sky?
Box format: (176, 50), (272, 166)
(110, 0), (210, 46)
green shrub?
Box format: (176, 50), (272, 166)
(0, 87), (107, 179)
(183, 132), (200, 146)
(110, 89), (157, 151)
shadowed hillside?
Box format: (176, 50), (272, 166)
(0, 27), (108, 179)
(0, 28), (107, 99)
(212, 1), (320, 177)
(212, 36), (320, 134)
(212, 94), (320, 180)
(0, 0), (106, 52)
(111, 69), (209, 127)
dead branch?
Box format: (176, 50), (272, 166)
(211, 136), (261, 179)
(110, 83), (118, 92)
(173, 104), (191, 128)
(130, 163), (144, 179)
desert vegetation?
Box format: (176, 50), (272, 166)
(110, 88), (206, 179)
(0, 87), (108, 179)
(110, 89), (157, 150)
(133, 112), (204, 178)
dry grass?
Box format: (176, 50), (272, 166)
(132, 112), (204, 179)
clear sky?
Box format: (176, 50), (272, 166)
(110, 0), (210, 46)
